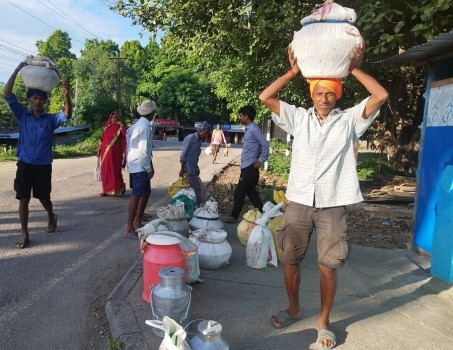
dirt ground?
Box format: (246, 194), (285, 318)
(206, 159), (415, 250)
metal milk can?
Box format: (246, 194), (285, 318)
(151, 266), (192, 337)
(190, 320), (229, 350)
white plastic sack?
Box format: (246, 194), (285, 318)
(146, 317), (192, 350)
(190, 227), (232, 269)
(246, 202), (284, 269)
(291, 0), (364, 78)
(157, 202), (190, 236)
(137, 218), (173, 241)
(21, 56), (61, 92)
(173, 188), (197, 202)
(262, 201), (284, 218)
(205, 197), (218, 213)
(204, 146), (213, 156)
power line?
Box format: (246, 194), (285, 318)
(4, 0), (86, 46)
(42, 0), (102, 40)
(0, 43), (30, 57)
(0, 39), (36, 56)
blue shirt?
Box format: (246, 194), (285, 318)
(180, 132), (202, 175)
(5, 93), (69, 165)
(241, 122), (269, 169)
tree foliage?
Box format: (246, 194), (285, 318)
(111, 0), (453, 173)
(36, 29), (76, 61)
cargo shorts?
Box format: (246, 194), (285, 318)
(276, 201), (349, 268)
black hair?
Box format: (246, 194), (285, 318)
(26, 89), (48, 100)
(238, 105), (256, 121)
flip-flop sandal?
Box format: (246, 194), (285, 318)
(46, 214), (58, 233)
(15, 239), (30, 249)
(123, 231), (139, 240)
(316, 328), (337, 349)
(270, 310), (301, 329)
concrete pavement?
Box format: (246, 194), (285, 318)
(106, 174), (453, 350)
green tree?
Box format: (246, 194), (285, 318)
(112, 0), (453, 173)
(157, 69), (208, 125)
(36, 29), (76, 61)
(73, 39), (139, 127)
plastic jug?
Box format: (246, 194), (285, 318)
(142, 233), (185, 303)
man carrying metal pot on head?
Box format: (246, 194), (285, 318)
(4, 62), (72, 249)
(259, 44), (388, 349)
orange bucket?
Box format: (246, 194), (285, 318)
(141, 233), (185, 303)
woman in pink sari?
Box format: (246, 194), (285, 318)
(97, 111), (126, 196)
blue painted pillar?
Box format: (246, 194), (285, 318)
(431, 165), (453, 282)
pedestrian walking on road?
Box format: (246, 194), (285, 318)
(210, 123), (227, 164)
(4, 62), (72, 249)
(124, 100), (156, 239)
(179, 121), (211, 207)
(259, 44), (388, 349)
(225, 106), (269, 223)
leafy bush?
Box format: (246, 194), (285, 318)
(267, 151), (291, 180)
(357, 152), (409, 181)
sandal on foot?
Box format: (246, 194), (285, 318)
(15, 239), (30, 249)
(46, 214), (58, 233)
(270, 310), (301, 329)
(316, 329), (336, 349)
(123, 231), (139, 240)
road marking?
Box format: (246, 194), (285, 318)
(0, 233), (122, 324)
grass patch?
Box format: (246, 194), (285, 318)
(106, 338), (124, 350)
(357, 152), (410, 181)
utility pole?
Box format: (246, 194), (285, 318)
(109, 45), (126, 117)
(92, 62), (96, 105)
(74, 79), (78, 126)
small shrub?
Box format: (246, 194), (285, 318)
(106, 337), (124, 350)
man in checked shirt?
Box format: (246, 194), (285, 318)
(259, 44), (388, 349)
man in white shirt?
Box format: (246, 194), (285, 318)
(124, 100), (156, 239)
(259, 45), (388, 349)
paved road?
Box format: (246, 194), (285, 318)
(0, 141), (242, 350)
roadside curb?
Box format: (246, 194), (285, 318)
(106, 257), (149, 349)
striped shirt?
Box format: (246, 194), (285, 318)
(272, 97), (379, 207)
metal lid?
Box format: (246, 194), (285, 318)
(158, 266), (185, 279)
(198, 320), (222, 336)
(146, 234), (180, 245)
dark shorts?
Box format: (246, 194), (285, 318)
(130, 172), (151, 196)
(211, 144), (220, 153)
(277, 201), (349, 268)
(14, 160), (52, 200)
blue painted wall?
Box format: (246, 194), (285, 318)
(413, 57), (453, 253)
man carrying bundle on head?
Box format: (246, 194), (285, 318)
(259, 44), (388, 349)
(4, 62), (72, 249)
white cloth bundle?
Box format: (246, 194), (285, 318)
(291, 0), (364, 78)
(20, 56), (61, 92)
(189, 206), (224, 231)
(190, 227), (232, 269)
(157, 202), (190, 236)
(246, 202), (284, 269)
